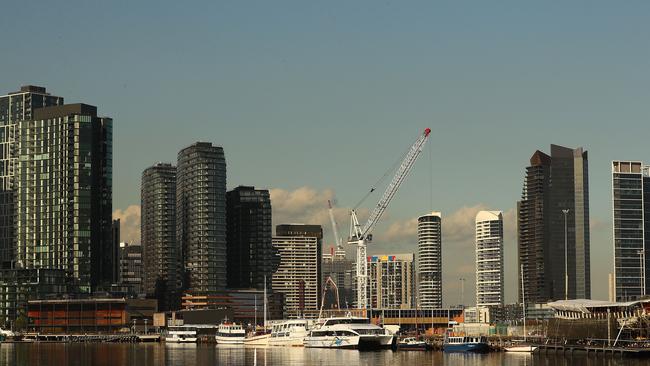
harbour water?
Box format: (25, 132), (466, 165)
(0, 343), (647, 366)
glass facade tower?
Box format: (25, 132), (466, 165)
(226, 186), (276, 291)
(612, 161), (650, 301)
(517, 145), (590, 303)
(15, 103), (112, 292)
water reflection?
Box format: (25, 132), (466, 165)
(0, 344), (648, 366)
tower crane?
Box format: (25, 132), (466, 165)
(328, 200), (345, 259)
(349, 128), (431, 309)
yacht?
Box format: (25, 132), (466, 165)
(303, 316), (394, 350)
(268, 319), (310, 347)
(165, 326), (198, 343)
(215, 321), (246, 345)
(443, 334), (490, 353)
(504, 264), (537, 353)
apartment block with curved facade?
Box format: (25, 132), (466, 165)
(475, 211), (504, 306)
(418, 212), (442, 308)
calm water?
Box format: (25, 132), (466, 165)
(0, 343), (646, 366)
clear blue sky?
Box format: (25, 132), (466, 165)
(2, 1), (650, 304)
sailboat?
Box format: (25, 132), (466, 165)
(505, 265), (538, 353)
(244, 276), (271, 346)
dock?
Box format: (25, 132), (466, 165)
(537, 344), (650, 357)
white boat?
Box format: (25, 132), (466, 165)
(303, 316), (394, 349)
(216, 321), (246, 345)
(268, 319), (310, 347)
(165, 326), (198, 343)
(504, 265), (537, 353)
(244, 330), (271, 346)
(504, 344), (538, 353)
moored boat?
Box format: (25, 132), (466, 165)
(216, 321), (245, 345)
(165, 326), (198, 343)
(443, 335), (490, 353)
(397, 337), (431, 351)
(268, 319), (310, 347)
(504, 344), (538, 353)
(303, 316), (394, 350)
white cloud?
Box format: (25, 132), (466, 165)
(113, 205), (141, 244)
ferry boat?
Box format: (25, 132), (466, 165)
(303, 316), (394, 350)
(215, 321), (245, 345)
(443, 334), (490, 353)
(268, 319), (310, 347)
(165, 326), (198, 343)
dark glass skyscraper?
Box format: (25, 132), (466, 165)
(226, 186), (276, 290)
(612, 161), (650, 301)
(517, 144), (590, 303)
(177, 143), (227, 295)
(16, 103), (112, 292)
(141, 163), (178, 309)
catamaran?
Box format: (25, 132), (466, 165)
(303, 315), (394, 349)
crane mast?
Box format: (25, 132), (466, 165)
(328, 200), (344, 254)
(349, 128), (431, 309)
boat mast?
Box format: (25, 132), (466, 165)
(521, 264), (526, 342)
(264, 275), (268, 328)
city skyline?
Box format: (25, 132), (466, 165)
(4, 2), (650, 305)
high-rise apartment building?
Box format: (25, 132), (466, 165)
(367, 253), (415, 309)
(475, 211), (504, 306)
(418, 212), (442, 308)
(141, 162), (178, 309)
(612, 161), (650, 301)
(272, 224), (322, 317)
(177, 142), (227, 294)
(0, 86), (64, 264)
(226, 186), (276, 290)
(118, 242), (144, 296)
(13, 103), (112, 292)
(517, 145), (590, 303)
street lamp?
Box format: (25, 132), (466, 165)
(562, 209), (570, 301)
(637, 249), (645, 297)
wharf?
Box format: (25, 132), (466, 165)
(19, 334), (160, 343)
(537, 344), (650, 357)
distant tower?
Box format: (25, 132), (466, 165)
(226, 186), (276, 290)
(475, 211), (504, 306)
(612, 161), (650, 301)
(517, 145), (590, 303)
(141, 162), (178, 310)
(418, 212), (442, 308)
(177, 142), (227, 294)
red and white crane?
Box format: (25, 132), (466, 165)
(348, 128), (431, 309)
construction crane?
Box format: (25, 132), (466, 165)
(349, 128), (431, 309)
(327, 200), (345, 259)
(318, 276), (341, 319)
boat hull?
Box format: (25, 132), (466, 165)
(505, 345), (537, 353)
(304, 334), (394, 350)
(165, 337), (197, 343)
(443, 343), (490, 353)
(216, 336), (245, 345)
(244, 334), (270, 346)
